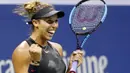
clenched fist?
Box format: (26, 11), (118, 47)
(29, 44), (42, 61)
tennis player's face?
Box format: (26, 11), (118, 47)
(38, 14), (58, 40)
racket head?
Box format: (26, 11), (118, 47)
(69, 0), (108, 35)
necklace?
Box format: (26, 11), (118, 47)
(42, 45), (49, 53)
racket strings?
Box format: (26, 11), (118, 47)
(71, 1), (105, 34)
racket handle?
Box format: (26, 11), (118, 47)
(69, 61), (78, 73)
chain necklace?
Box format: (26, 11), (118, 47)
(42, 45), (49, 53)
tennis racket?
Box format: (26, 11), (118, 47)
(69, 0), (108, 73)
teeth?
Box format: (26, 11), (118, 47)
(48, 31), (55, 34)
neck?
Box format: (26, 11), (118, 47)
(30, 32), (48, 47)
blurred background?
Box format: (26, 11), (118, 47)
(0, 0), (130, 73)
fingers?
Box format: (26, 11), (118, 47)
(72, 50), (83, 55)
(73, 54), (83, 65)
(70, 50), (84, 67)
(29, 44), (42, 53)
(29, 44), (42, 61)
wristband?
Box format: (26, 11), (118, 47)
(28, 64), (40, 73)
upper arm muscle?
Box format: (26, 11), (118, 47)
(12, 41), (30, 73)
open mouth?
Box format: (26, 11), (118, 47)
(47, 31), (55, 37)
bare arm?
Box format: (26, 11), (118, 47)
(12, 41), (31, 73)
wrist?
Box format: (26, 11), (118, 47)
(28, 64), (40, 73)
(66, 65), (71, 73)
(31, 60), (40, 66)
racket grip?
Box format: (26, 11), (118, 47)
(69, 61), (78, 73)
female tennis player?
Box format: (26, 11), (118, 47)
(12, 1), (83, 73)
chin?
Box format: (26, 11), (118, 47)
(46, 36), (53, 40)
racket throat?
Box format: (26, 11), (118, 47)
(76, 35), (82, 50)
(77, 45), (82, 49)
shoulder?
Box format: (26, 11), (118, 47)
(12, 41), (31, 73)
(12, 40), (31, 64)
(48, 41), (63, 57)
(12, 40), (31, 73)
